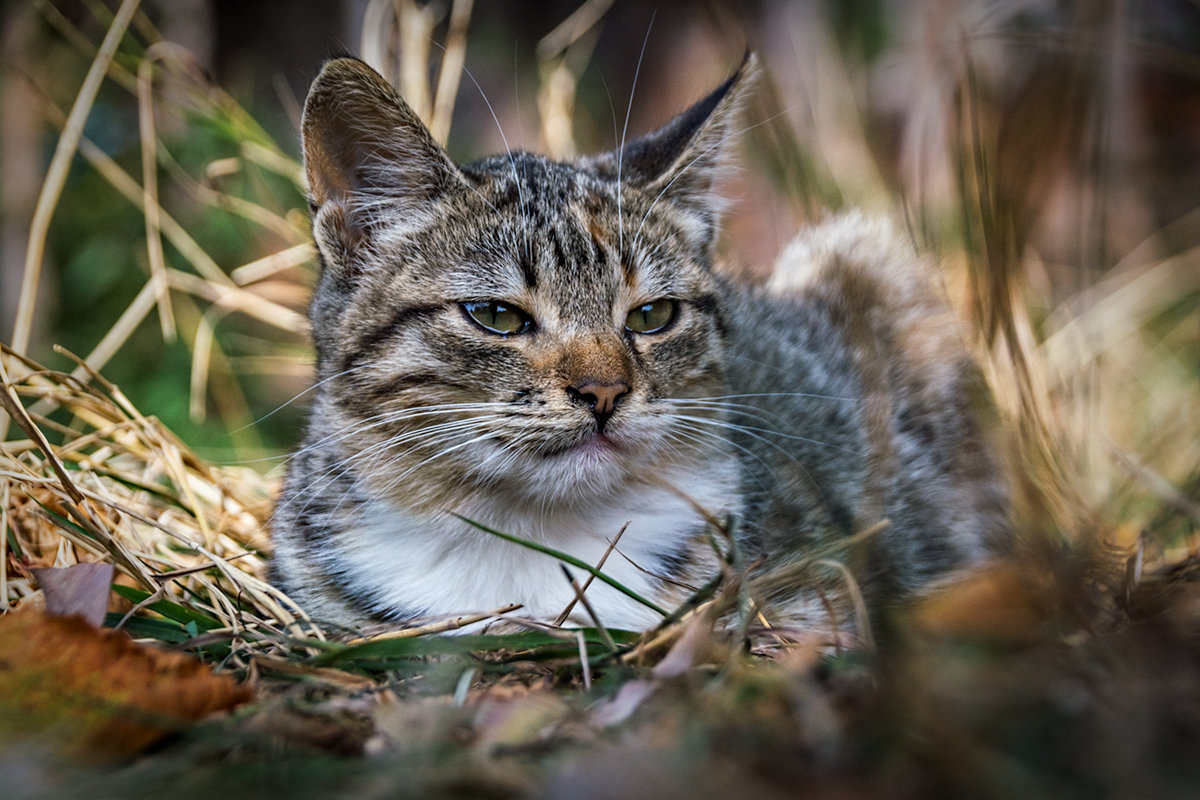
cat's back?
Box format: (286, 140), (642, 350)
(724, 213), (1010, 601)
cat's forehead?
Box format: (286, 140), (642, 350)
(440, 155), (600, 296)
(463, 151), (606, 211)
(452, 151), (700, 291)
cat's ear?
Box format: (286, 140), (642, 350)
(302, 58), (463, 246)
(611, 52), (758, 228)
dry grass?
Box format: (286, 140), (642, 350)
(1, 1), (1198, 796)
(0, 342), (318, 648)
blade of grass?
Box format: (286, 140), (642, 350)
(112, 584), (223, 631)
(453, 513), (668, 617)
(11, 0), (142, 356)
(430, 0), (473, 143)
(137, 43), (177, 341)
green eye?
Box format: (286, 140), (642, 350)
(462, 301), (533, 336)
(625, 299), (677, 334)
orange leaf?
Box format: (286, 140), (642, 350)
(907, 562), (1052, 646)
(0, 610), (252, 757)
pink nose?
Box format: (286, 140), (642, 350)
(567, 380), (630, 431)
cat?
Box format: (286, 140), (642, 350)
(270, 53), (1010, 636)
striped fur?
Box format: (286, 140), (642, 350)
(270, 56), (1009, 635)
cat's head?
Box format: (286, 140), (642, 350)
(300, 55), (755, 507)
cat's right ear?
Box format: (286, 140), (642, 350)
(302, 58), (463, 252)
(599, 53), (759, 249)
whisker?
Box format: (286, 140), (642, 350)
(379, 426), (511, 491)
(453, 58), (530, 261)
(659, 421), (777, 483)
(667, 391), (861, 404)
(618, 12), (656, 256)
(281, 413), (511, 521)
(665, 412), (862, 457)
(279, 402), (508, 469)
(230, 364), (373, 440)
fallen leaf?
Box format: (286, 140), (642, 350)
(0, 610), (252, 757)
(588, 679), (657, 728)
(33, 563), (114, 627)
(907, 561), (1052, 645)
(474, 692), (570, 751)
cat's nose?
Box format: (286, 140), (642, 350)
(567, 380), (630, 432)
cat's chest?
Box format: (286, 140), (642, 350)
(332, 463), (739, 631)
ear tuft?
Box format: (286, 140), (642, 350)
(599, 53), (757, 216)
(622, 52), (758, 190)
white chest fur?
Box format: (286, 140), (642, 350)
(333, 459), (739, 631)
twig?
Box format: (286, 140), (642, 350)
(345, 603), (524, 645)
(560, 564), (616, 652)
(137, 42), (179, 341)
(455, 514), (668, 616)
(10, 0), (142, 356)
(813, 558), (874, 652)
(430, 0), (473, 143)
(576, 630), (592, 690)
(554, 520), (629, 625)
(0, 360), (86, 506)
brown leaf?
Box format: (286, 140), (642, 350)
(474, 692), (569, 751)
(907, 561), (1052, 645)
(33, 563), (114, 627)
(0, 610), (252, 757)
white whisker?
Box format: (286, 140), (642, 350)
(666, 411), (862, 457)
(617, 12), (656, 256)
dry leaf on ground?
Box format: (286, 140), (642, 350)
(0, 610), (252, 757)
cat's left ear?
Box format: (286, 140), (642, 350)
(610, 52), (758, 230)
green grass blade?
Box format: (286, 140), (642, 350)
(310, 629), (632, 669)
(452, 514), (668, 617)
(111, 584), (223, 631)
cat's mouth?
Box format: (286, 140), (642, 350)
(541, 431), (621, 459)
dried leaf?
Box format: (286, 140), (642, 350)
(0, 610), (252, 757)
(652, 614), (718, 679)
(33, 563), (114, 627)
(908, 562), (1051, 645)
(474, 692), (570, 751)
(588, 679), (656, 729)
(372, 692), (460, 753)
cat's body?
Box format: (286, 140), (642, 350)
(271, 56), (1009, 634)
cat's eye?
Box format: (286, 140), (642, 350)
(462, 301), (533, 336)
(625, 299), (677, 334)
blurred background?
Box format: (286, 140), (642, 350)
(0, 0), (1196, 547)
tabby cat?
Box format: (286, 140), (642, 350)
(270, 54), (1010, 634)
